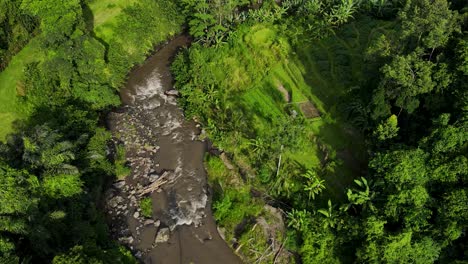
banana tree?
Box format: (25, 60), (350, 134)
(303, 169), (326, 200)
(318, 200), (336, 228)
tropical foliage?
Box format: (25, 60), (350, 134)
(1, 0), (467, 263)
(174, 0), (468, 263)
(0, 0), (182, 262)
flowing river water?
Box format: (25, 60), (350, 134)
(105, 35), (242, 264)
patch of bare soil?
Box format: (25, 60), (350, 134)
(276, 83), (291, 103)
(298, 101), (320, 118)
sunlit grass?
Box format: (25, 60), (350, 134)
(0, 38), (43, 141)
(0, 113), (17, 141)
(0, 0), (132, 142)
(227, 19), (388, 198)
(89, 0), (137, 41)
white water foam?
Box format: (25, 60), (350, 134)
(167, 157), (208, 229)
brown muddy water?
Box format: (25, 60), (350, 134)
(105, 35), (242, 264)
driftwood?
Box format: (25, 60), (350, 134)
(272, 238), (287, 264)
(138, 172), (170, 197)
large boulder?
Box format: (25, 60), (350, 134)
(164, 89), (179, 97)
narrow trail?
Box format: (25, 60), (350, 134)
(105, 35), (242, 264)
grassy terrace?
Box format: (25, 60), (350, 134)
(261, 17), (392, 198)
(201, 19), (394, 262)
(204, 17), (394, 205)
(292, 17), (394, 198)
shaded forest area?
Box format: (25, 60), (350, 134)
(0, 0), (467, 263)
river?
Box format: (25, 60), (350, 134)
(105, 35), (242, 264)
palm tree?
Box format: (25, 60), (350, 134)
(21, 125), (78, 175)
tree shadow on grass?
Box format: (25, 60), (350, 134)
(82, 3), (111, 63)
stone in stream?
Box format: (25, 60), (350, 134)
(144, 219), (155, 226)
(133, 212), (140, 219)
(164, 89), (180, 97)
(108, 196), (124, 208)
(155, 228), (170, 244)
(113, 181), (126, 189)
(217, 226), (226, 241)
(154, 220), (161, 228)
(119, 236), (134, 244)
(148, 173), (159, 182)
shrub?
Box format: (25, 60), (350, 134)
(140, 197), (153, 218)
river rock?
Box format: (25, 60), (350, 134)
(113, 181), (126, 189)
(133, 212), (140, 218)
(217, 226), (226, 241)
(164, 89), (179, 97)
(154, 220), (161, 227)
(108, 196), (124, 208)
(155, 228), (170, 243)
(144, 219), (154, 226)
(120, 236), (134, 244)
(148, 173), (159, 182)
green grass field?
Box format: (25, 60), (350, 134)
(288, 17), (393, 198)
(0, 38), (43, 141)
(282, 17), (394, 198)
(88, 0), (137, 42)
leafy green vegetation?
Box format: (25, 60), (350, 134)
(1, 0), (467, 263)
(88, 0), (137, 30)
(0, 0), (38, 69)
(174, 0), (468, 263)
(114, 145), (130, 180)
(0, 38), (43, 141)
(139, 197), (153, 218)
(0, 0), (183, 262)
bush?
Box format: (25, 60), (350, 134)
(114, 145), (130, 180)
(140, 197), (153, 218)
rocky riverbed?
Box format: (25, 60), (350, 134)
(105, 35), (242, 264)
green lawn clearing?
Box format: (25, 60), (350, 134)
(0, 37), (43, 141)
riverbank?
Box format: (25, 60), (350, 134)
(170, 18), (371, 263)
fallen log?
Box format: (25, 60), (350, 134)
(138, 172), (170, 196)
